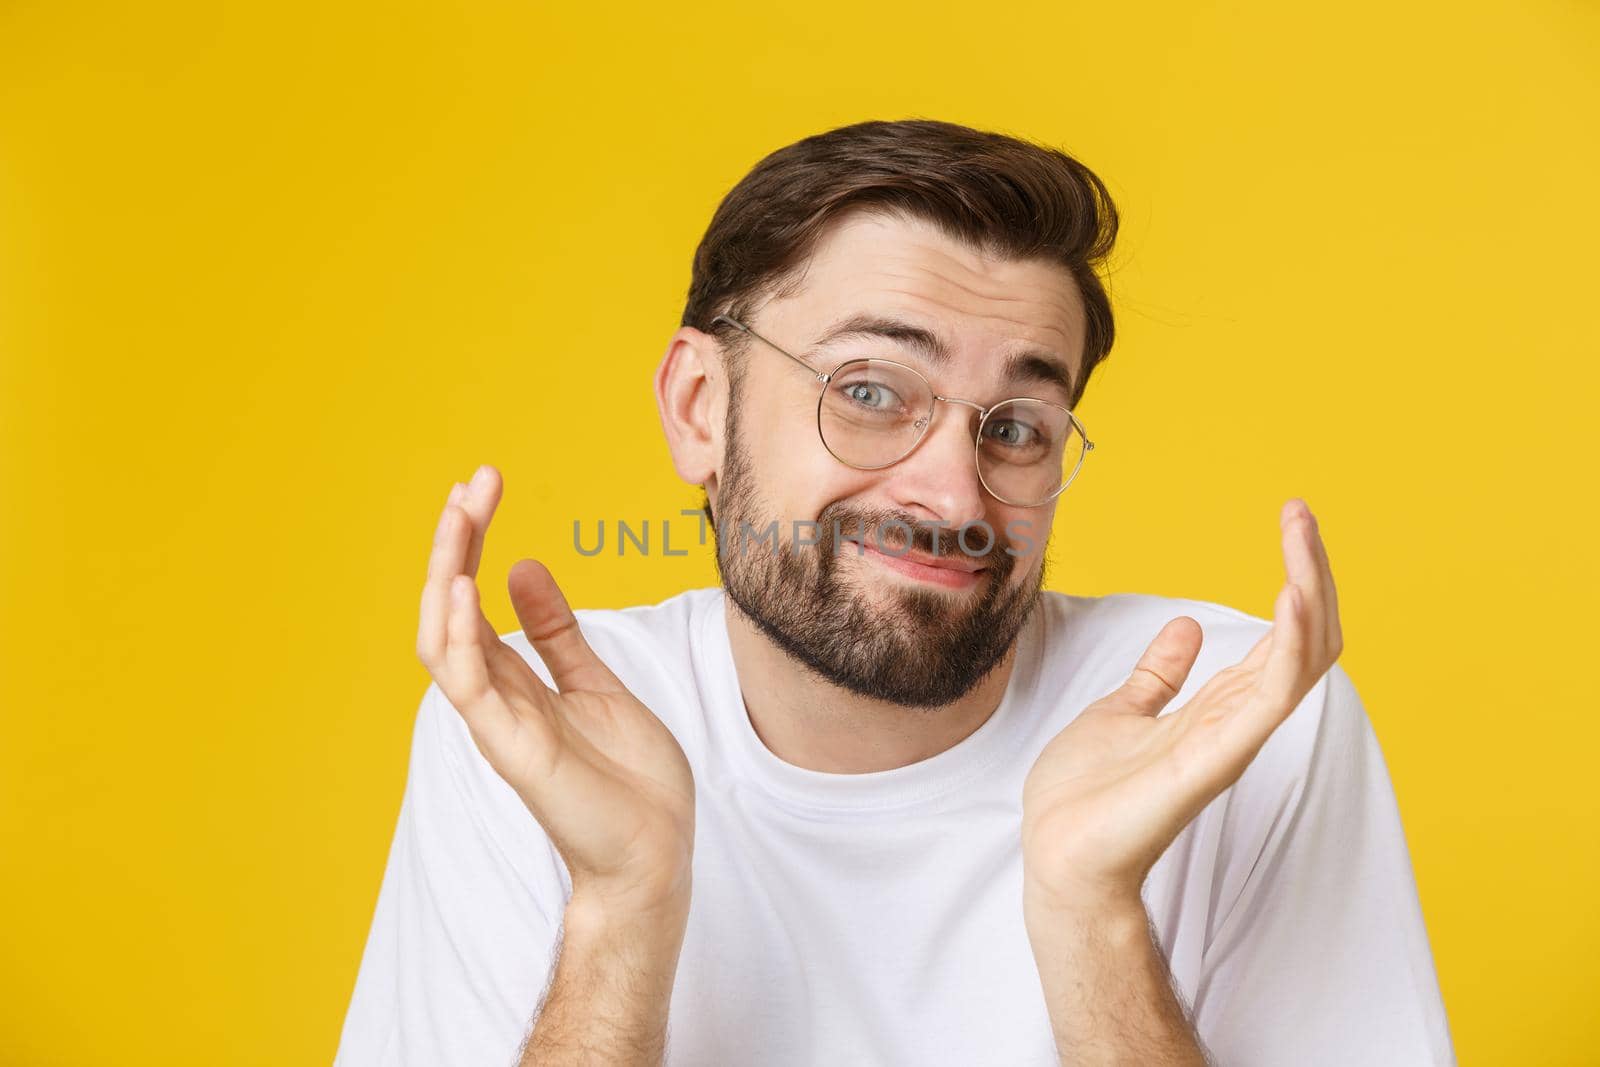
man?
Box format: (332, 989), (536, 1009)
(336, 119), (1454, 1065)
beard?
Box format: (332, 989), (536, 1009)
(709, 421), (1047, 709)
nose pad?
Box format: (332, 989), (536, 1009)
(914, 397), (982, 437)
(906, 404), (966, 459)
(888, 398), (988, 520)
(930, 399), (985, 458)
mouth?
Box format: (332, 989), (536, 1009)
(857, 543), (989, 590)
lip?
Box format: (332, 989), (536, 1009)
(857, 543), (988, 590)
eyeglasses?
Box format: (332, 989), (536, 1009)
(711, 314), (1095, 508)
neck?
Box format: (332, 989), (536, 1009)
(723, 596), (1021, 774)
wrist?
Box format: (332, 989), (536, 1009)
(564, 882), (692, 955)
(1023, 873), (1148, 934)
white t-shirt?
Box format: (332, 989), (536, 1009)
(335, 586), (1455, 1066)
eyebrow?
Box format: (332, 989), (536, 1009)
(811, 312), (1078, 403)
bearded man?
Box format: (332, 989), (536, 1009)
(337, 118), (1454, 1067)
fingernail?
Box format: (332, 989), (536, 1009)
(448, 482), (465, 505)
(470, 465), (489, 488)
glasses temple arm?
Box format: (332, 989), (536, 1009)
(711, 314), (830, 382)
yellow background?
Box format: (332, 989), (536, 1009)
(2, 1), (1595, 1063)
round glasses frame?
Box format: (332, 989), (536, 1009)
(711, 314), (1096, 508)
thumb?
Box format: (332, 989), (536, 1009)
(507, 559), (624, 694)
(1114, 616), (1203, 718)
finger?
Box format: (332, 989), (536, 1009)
(460, 464), (504, 579)
(1236, 623), (1273, 675)
(418, 497), (470, 667)
(1307, 508), (1343, 658)
(1257, 581), (1309, 717)
(1115, 616), (1203, 718)
(440, 575), (524, 750)
(443, 574), (496, 710)
(1280, 499), (1327, 662)
(507, 558), (626, 694)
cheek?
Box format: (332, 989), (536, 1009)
(794, 466), (885, 524)
(997, 509), (1052, 565)
(739, 402), (878, 519)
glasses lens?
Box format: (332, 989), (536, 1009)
(977, 400), (1086, 505)
(818, 359), (934, 468)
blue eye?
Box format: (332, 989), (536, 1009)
(841, 381), (901, 410)
(984, 418), (1039, 448)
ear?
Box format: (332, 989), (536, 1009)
(655, 326), (726, 488)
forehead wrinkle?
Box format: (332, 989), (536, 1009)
(863, 284), (1082, 368)
(809, 221), (1078, 311)
(802, 227), (1087, 384)
(845, 260), (1082, 341)
(854, 259), (1074, 313)
(809, 302), (1080, 404)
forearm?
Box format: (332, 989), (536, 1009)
(1023, 884), (1211, 1067)
(520, 890), (690, 1066)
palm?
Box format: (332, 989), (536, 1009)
(1022, 500), (1343, 907)
(473, 602), (695, 897)
(416, 467), (695, 913)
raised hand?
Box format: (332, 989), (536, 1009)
(415, 465), (696, 919)
(1021, 498), (1343, 912)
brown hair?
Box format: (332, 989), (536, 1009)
(681, 118), (1119, 409)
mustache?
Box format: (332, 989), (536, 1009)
(814, 503), (1022, 564)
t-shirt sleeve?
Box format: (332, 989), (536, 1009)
(1190, 663), (1456, 1066)
(334, 682), (572, 1067)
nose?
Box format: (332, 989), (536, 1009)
(884, 398), (990, 530)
